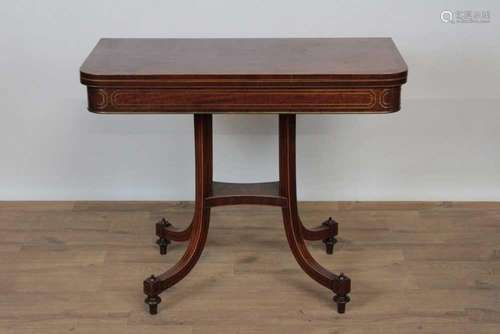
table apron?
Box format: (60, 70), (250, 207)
(86, 87), (401, 113)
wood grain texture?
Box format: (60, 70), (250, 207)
(80, 38), (407, 114)
(86, 87), (400, 113)
(1, 201), (499, 333)
(80, 38), (407, 79)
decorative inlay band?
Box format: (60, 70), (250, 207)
(109, 89), (377, 109)
(95, 89), (108, 109)
(87, 87), (401, 113)
(379, 89), (393, 109)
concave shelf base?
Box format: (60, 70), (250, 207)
(205, 181), (286, 207)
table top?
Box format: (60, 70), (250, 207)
(81, 38), (406, 79)
(80, 38), (407, 114)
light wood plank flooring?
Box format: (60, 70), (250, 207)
(0, 201), (499, 333)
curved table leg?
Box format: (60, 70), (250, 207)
(155, 217), (194, 255)
(144, 114), (213, 315)
(300, 217), (339, 254)
(279, 114), (350, 313)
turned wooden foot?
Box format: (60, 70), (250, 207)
(155, 218), (171, 255)
(323, 236), (337, 255)
(144, 275), (162, 314)
(332, 273), (351, 314)
(145, 295), (161, 315)
(156, 237), (170, 255)
(322, 217), (338, 254)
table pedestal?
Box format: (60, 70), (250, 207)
(143, 114), (351, 315)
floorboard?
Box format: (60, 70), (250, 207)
(0, 201), (499, 333)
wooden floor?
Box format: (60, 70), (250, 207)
(0, 201), (499, 333)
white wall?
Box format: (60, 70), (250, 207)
(1, 0), (499, 201)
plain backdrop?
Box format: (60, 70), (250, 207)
(1, 0), (499, 201)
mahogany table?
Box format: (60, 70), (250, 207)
(80, 38), (407, 315)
